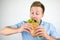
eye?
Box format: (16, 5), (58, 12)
(36, 12), (39, 15)
(32, 12), (34, 14)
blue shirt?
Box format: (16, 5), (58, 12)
(10, 20), (60, 40)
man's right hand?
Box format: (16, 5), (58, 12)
(18, 23), (33, 33)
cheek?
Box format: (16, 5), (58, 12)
(30, 14), (32, 18)
(30, 13), (33, 16)
(37, 16), (41, 19)
(38, 15), (43, 18)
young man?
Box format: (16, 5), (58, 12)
(0, 1), (60, 40)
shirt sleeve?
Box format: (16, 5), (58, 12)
(9, 21), (26, 28)
(50, 24), (60, 39)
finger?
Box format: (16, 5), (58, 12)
(35, 28), (44, 34)
(24, 26), (32, 32)
(24, 29), (30, 33)
(28, 25), (33, 30)
(27, 23), (33, 29)
(35, 32), (43, 36)
(24, 23), (33, 30)
(35, 27), (44, 30)
(35, 29), (43, 35)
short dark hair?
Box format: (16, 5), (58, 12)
(30, 1), (45, 13)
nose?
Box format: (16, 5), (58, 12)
(33, 13), (36, 17)
(32, 13), (36, 19)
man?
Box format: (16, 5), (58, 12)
(0, 1), (60, 40)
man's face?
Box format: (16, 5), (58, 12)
(30, 6), (44, 22)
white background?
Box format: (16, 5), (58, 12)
(0, 0), (60, 40)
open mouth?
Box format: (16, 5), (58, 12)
(31, 18), (37, 22)
(34, 20), (37, 22)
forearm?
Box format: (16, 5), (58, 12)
(45, 35), (56, 40)
(46, 36), (60, 40)
(56, 38), (60, 40)
(0, 27), (22, 35)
